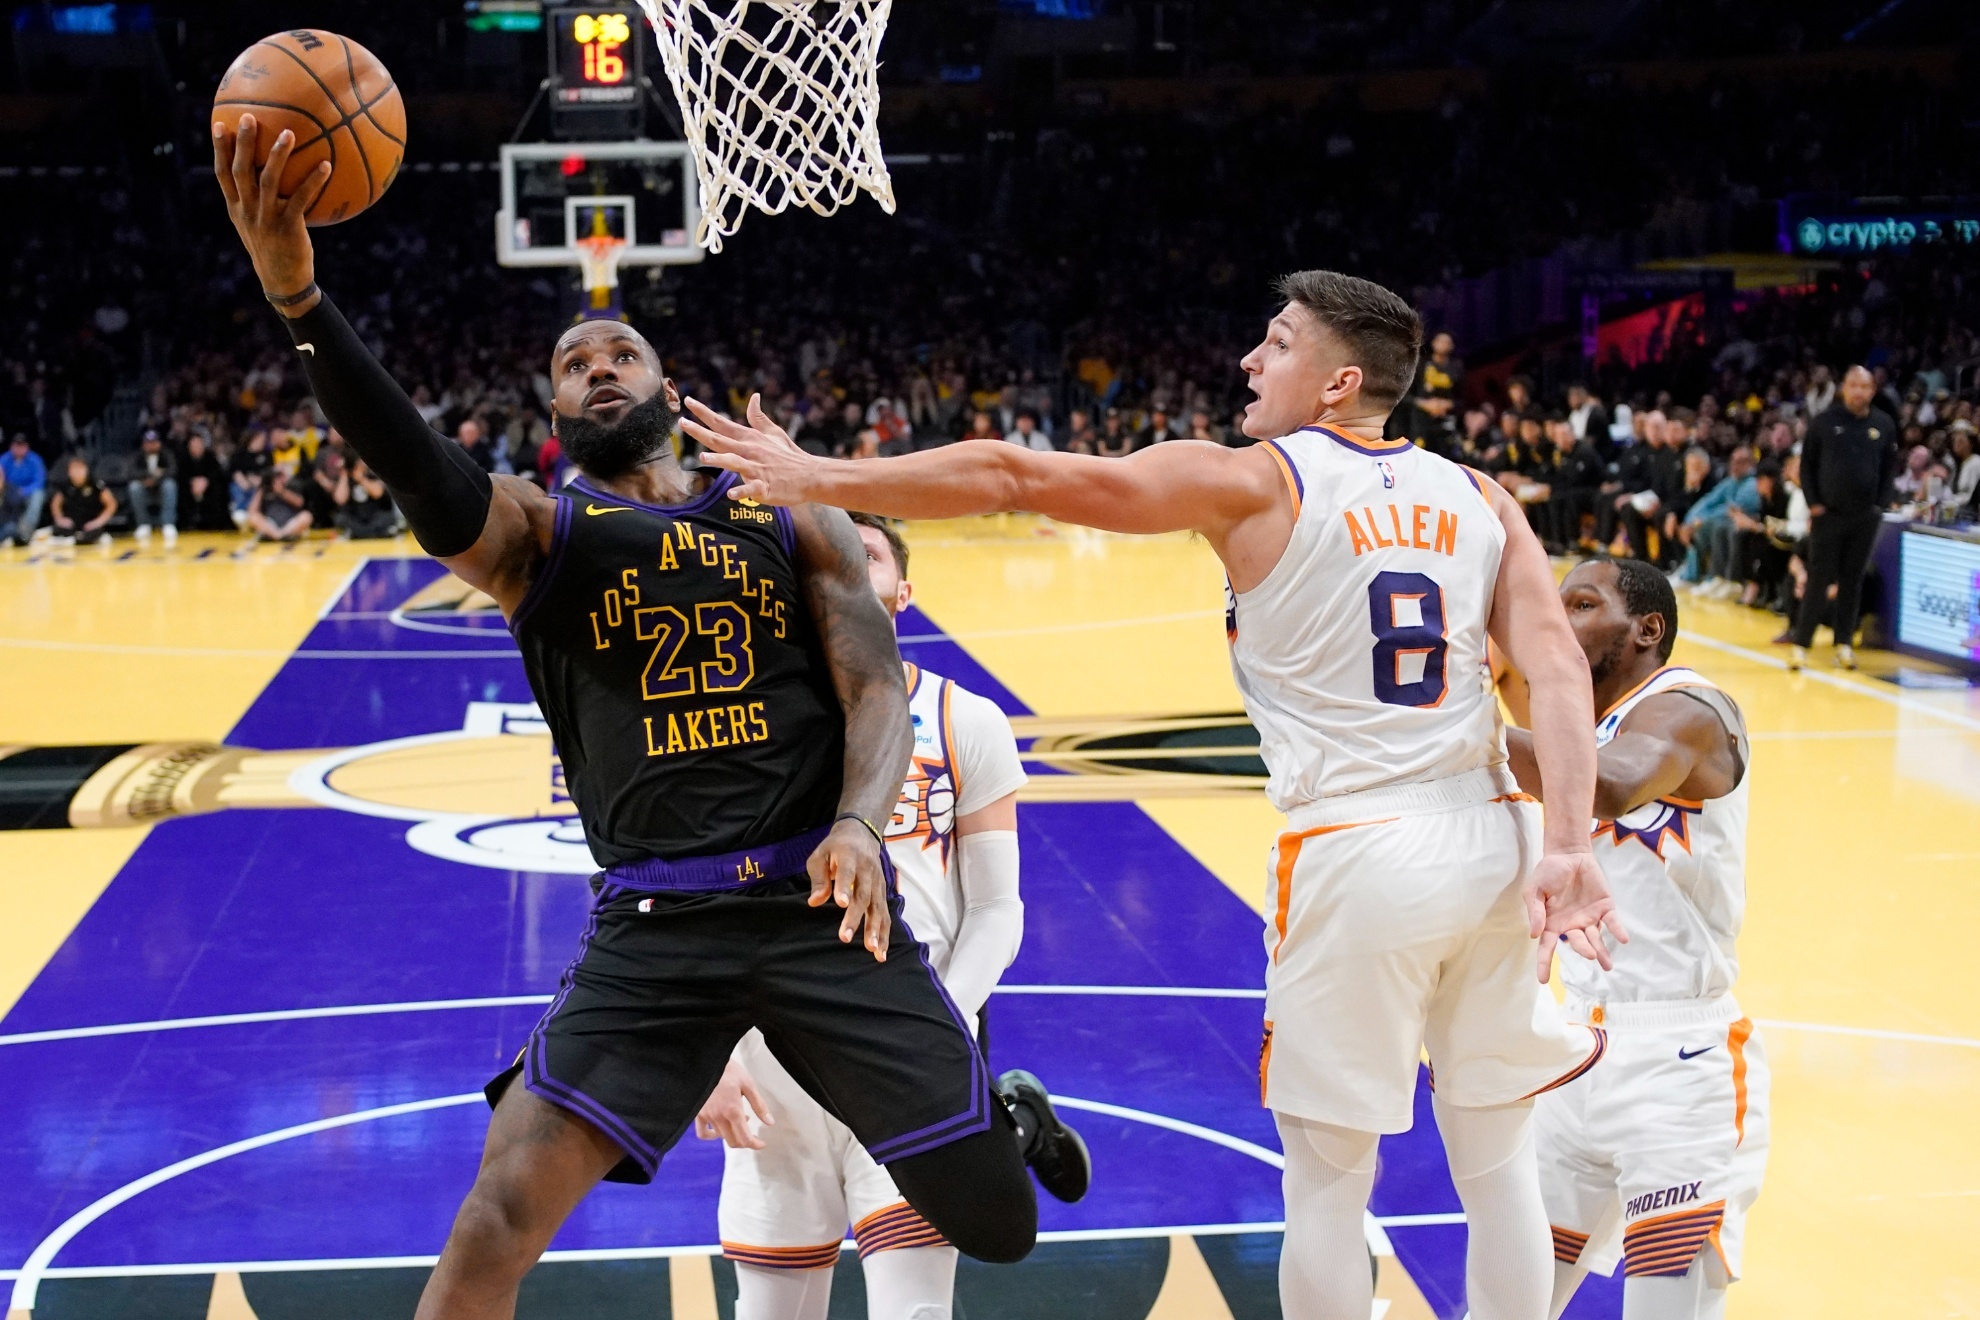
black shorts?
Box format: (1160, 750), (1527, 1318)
(487, 853), (990, 1184)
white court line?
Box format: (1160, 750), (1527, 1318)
(0, 638), (515, 660)
(9, 989), (1977, 1052)
(0, 1089), (1350, 1301)
(896, 609), (1221, 645)
(1748, 727), (1969, 741)
(0, 996), (555, 1047)
(6, 1092), (485, 1312)
(1680, 631), (1980, 734)
(994, 984), (1266, 999)
(1752, 1018), (1980, 1050)
(0, 1217), (1473, 1283)
(313, 558), (370, 622)
(0, 986), (1259, 1048)
(387, 607), (515, 638)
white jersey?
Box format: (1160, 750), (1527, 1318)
(1563, 665), (1750, 1005)
(1229, 425), (1508, 809)
(880, 663), (1028, 973)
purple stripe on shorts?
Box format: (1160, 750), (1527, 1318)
(525, 1035), (661, 1174)
(865, 892), (993, 1163)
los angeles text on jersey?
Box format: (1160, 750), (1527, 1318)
(579, 518), (790, 759)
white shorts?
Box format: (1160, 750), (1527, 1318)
(1260, 766), (1605, 1132)
(717, 1030), (947, 1271)
(1538, 995), (1769, 1281)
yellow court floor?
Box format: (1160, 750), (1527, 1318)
(3, 522), (1978, 1319)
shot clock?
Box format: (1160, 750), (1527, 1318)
(549, 6), (643, 138)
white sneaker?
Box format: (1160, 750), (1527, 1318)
(1836, 644), (1857, 670)
(134, 524), (151, 541)
(1787, 646), (1806, 671)
(29, 526), (51, 544)
(162, 524), (178, 547)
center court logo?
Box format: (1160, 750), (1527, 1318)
(289, 701), (601, 874)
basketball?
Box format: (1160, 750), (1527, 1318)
(211, 30), (405, 226)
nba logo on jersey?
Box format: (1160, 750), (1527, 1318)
(1378, 460), (1397, 489)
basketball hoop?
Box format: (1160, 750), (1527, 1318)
(575, 233), (629, 313)
(637, 0), (895, 254)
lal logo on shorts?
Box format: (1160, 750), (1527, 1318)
(1625, 1181), (1704, 1219)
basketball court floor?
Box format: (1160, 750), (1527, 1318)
(2, 519), (1976, 1320)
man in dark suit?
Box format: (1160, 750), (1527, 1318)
(1788, 366), (1899, 671)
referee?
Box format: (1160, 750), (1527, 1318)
(1789, 365), (1898, 670)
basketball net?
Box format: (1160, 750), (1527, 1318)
(637, 0), (895, 253)
(575, 219), (628, 315)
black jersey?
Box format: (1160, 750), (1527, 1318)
(510, 469), (843, 864)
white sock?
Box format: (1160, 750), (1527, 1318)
(735, 1261), (834, 1320)
(1275, 1111), (1379, 1320)
(1548, 1261), (1589, 1319)
(1623, 1258), (1727, 1320)
(1432, 1096), (1550, 1320)
(862, 1244), (958, 1320)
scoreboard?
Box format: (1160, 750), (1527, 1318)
(548, 6), (642, 137)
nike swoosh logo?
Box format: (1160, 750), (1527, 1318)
(585, 505), (634, 516)
(296, 343), (315, 355)
(1677, 1046), (1716, 1060)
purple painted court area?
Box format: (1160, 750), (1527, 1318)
(1, 559), (1620, 1318)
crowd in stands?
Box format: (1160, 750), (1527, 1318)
(1394, 251), (1979, 646)
(0, 61), (1973, 604)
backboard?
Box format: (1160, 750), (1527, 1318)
(495, 140), (703, 268)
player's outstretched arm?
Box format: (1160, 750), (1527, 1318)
(212, 114), (551, 610)
(1483, 482), (1627, 980)
(682, 396), (1280, 538)
(1507, 697), (1737, 820)
(791, 503), (914, 961)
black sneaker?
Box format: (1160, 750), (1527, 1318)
(997, 1069), (1091, 1203)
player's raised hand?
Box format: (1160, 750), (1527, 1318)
(809, 816), (891, 962)
(681, 394), (818, 506)
(1525, 851), (1629, 982)
(211, 114), (331, 307)
(694, 1058), (774, 1149)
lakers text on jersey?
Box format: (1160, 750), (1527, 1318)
(509, 472), (843, 867)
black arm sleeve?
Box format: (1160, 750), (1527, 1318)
(278, 293), (493, 557)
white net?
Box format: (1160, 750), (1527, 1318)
(576, 235), (628, 293)
(638, 0), (895, 254)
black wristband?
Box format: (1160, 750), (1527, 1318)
(264, 282), (319, 308)
(834, 811), (885, 847)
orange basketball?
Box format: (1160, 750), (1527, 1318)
(212, 30), (406, 226)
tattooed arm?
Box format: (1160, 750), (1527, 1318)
(792, 502), (914, 961)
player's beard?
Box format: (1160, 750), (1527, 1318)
(1586, 632), (1629, 687)
(556, 394), (679, 479)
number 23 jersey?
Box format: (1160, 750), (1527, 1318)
(509, 470), (844, 865)
(1228, 426), (1507, 810)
